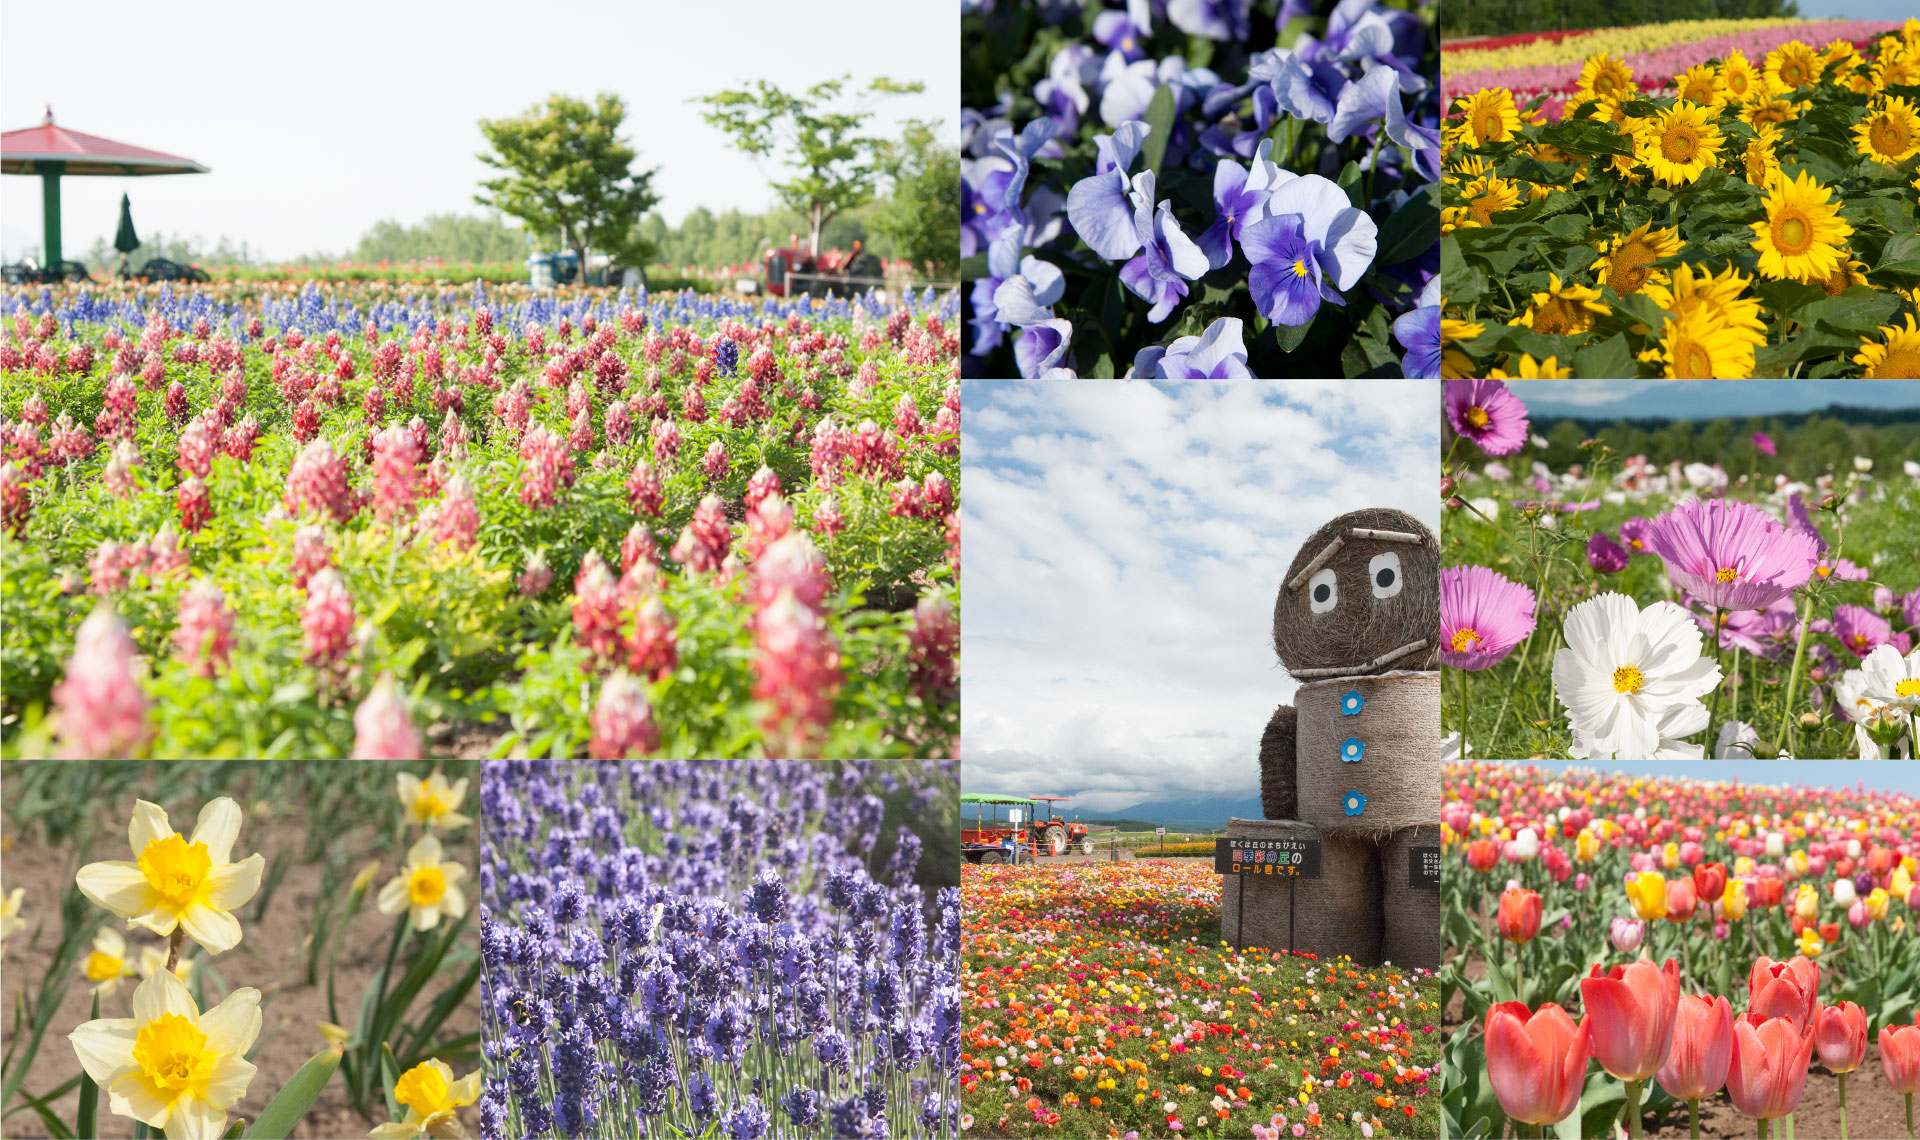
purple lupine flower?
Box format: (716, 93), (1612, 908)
(1445, 378), (1531, 456)
(1644, 498), (1819, 611)
(1441, 565), (1538, 671)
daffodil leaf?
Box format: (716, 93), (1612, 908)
(243, 1046), (341, 1140)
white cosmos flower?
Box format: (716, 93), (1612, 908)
(1834, 664), (1904, 759)
(1553, 593), (1722, 760)
(1858, 643), (1920, 712)
(1575, 699), (1711, 760)
(68, 967), (259, 1139)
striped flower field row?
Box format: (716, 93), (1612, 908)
(1444, 17), (1805, 70)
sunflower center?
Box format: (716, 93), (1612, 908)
(1531, 299), (1577, 336)
(1775, 213), (1812, 255)
(1872, 115), (1910, 156)
(1730, 72), (1749, 93)
(1663, 126), (1698, 161)
(1822, 264), (1854, 297)
(1782, 61), (1806, 85)
(1291, 258), (1310, 279)
(1482, 115), (1501, 139)
(1870, 345), (1920, 378)
(132, 1012), (213, 1095)
(1450, 628), (1482, 652)
(85, 951), (124, 982)
(409, 865), (447, 906)
(1613, 666), (1645, 694)
(1715, 566), (1741, 582)
(1680, 341), (1714, 378)
(1607, 242), (1657, 294)
(1466, 406), (1490, 428)
(1684, 81), (1712, 101)
(1597, 75), (1618, 94)
(1754, 105), (1787, 127)
(1470, 194), (1504, 226)
(137, 835), (212, 910)
(394, 1062), (453, 1117)
(1897, 679), (1920, 698)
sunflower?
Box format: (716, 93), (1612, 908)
(1764, 40), (1822, 91)
(1576, 54), (1637, 107)
(1822, 39), (1861, 78)
(1447, 153), (1492, 181)
(1740, 123), (1784, 186)
(1722, 49), (1762, 104)
(1873, 51), (1920, 92)
(1486, 354), (1573, 379)
(1658, 309), (1756, 379)
(1673, 65), (1726, 110)
(1512, 274), (1611, 337)
(1854, 97), (1920, 164)
(1854, 314), (1920, 379)
(1593, 222), (1681, 298)
(1639, 101), (1724, 186)
(1744, 97), (1798, 132)
(1644, 263), (1768, 360)
(1463, 176), (1523, 227)
(1749, 169), (1854, 284)
(1819, 256), (1872, 298)
(1441, 317), (1484, 380)
(1458, 88), (1524, 146)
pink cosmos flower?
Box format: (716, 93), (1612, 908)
(1441, 565), (1538, 671)
(1688, 594), (1798, 660)
(302, 568), (356, 669)
(1644, 498), (1817, 612)
(352, 672), (422, 760)
(1813, 557), (1868, 583)
(1752, 432), (1777, 457)
(1588, 531), (1629, 574)
(172, 580), (235, 678)
(53, 604), (152, 758)
(588, 671), (660, 759)
(1445, 379), (1530, 456)
(1833, 605), (1895, 659)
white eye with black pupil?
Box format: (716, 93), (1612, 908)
(1370, 552), (1403, 599)
(1308, 567), (1337, 613)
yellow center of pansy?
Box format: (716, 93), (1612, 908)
(132, 1012), (214, 1095)
(394, 1062), (453, 1117)
(1291, 258), (1310, 278)
(409, 866), (447, 907)
(86, 951), (123, 981)
(1613, 666), (1645, 694)
(1450, 628), (1482, 653)
(138, 835), (212, 910)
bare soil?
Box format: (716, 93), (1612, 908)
(0, 809), (479, 1139)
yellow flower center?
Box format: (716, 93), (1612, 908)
(1606, 240), (1658, 295)
(1450, 628), (1482, 653)
(1821, 264), (1855, 297)
(138, 835), (213, 910)
(1817, 565), (1833, 577)
(1683, 80), (1713, 102)
(132, 1012), (214, 1096)
(1662, 125), (1698, 161)
(1677, 340), (1714, 378)
(1782, 61), (1806, 85)
(1596, 75), (1618, 94)
(1869, 345), (1920, 378)
(1469, 192), (1508, 227)
(1852, 633), (1870, 649)
(1613, 666), (1645, 694)
(1896, 679), (1920, 698)
(86, 951), (124, 982)
(1530, 298), (1579, 336)
(411, 793), (447, 823)
(1774, 212), (1812, 255)
(1481, 114), (1501, 140)
(1730, 71), (1749, 93)
(394, 1062), (452, 1117)
(1291, 258), (1309, 279)
(1872, 115), (1911, 157)
(1753, 104), (1788, 127)
(1715, 566), (1740, 582)
(409, 865), (447, 906)
(1465, 406), (1490, 428)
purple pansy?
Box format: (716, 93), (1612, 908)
(1130, 317), (1254, 377)
(1066, 122), (1153, 260)
(1168, 0), (1251, 41)
(1116, 171), (1210, 322)
(1194, 141), (1281, 270)
(1240, 172), (1378, 325)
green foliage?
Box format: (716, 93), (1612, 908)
(476, 92), (662, 271)
(869, 121), (962, 280)
(350, 212), (527, 264)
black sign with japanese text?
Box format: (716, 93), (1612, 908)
(1214, 837), (1322, 879)
(1410, 846), (1441, 891)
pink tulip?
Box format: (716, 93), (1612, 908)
(1726, 1013), (1814, 1121)
(1656, 994), (1732, 1102)
(1813, 1002), (1867, 1074)
(1748, 957), (1818, 1034)
(1665, 879), (1698, 922)
(1485, 1002), (1591, 1126)
(1882, 1021), (1920, 1094)
(1581, 958), (1680, 1081)
(1610, 918), (1644, 954)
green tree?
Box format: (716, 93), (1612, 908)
(872, 120), (960, 280)
(351, 212), (526, 264)
(692, 74), (925, 258)
(476, 93), (661, 280)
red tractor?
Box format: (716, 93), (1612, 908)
(762, 236), (883, 299)
(1029, 796), (1093, 855)
(961, 794), (1093, 862)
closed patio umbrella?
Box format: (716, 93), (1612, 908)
(114, 193), (139, 255)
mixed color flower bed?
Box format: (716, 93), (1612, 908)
(1441, 21), (1920, 378)
(962, 862), (1442, 1138)
(0, 281), (959, 759)
(1442, 761), (1920, 1138)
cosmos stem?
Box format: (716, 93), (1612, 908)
(1771, 592), (1815, 756)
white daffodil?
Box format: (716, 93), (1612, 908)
(397, 770), (472, 831)
(68, 966), (259, 1139)
(76, 798), (265, 956)
(370, 1059), (482, 1139)
(0, 886), (22, 945)
(82, 925), (141, 995)
(1858, 642), (1920, 713)
(136, 943), (195, 985)
(1553, 593), (1721, 760)
(377, 836), (468, 931)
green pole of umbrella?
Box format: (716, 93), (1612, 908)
(40, 161), (63, 267)
(114, 192), (139, 255)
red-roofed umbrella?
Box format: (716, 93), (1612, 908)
(1, 106), (208, 270)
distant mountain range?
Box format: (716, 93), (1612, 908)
(1095, 791), (1265, 829)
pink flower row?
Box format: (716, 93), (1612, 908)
(1444, 20), (1903, 119)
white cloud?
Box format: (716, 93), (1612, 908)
(962, 381), (1441, 812)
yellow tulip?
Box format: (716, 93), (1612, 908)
(1628, 872), (1668, 920)
(1662, 843), (1680, 870)
(68, 967), (260, 1139)
(1893, 866), (1913, 899)
(1720, 882), (1749, 922)
(1789, 850), (1809, 876)
(1867, 889), (1890, 920)
(1798, 928), (1823, 958)
(1734, 856), (1756, 878)
(377, 836), (468, 932)
(75, 799), (265, 956)
(1794, 884), (1819, 920)
(370, 1059), (482, 1140)
(1575, 830), (1599, 863)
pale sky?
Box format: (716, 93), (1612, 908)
(962, 381), (1442, 814)
(1, 0), (957, 263)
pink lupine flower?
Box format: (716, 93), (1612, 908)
(148, 522), (188, 578)
(627, 457), (663, 517)
(621, 521), (656, 575)
(495, 378), (532, 440)
(53, 604), (152, 759)
(291, 397), (320, 443)
(222, 415), (260, 463)
(6, 423), (44, 480)
(889, 478), (924, 519)
(172, 580), (235, 678)
(624, 595), (678, 681)
(745, 493), (794, 560)
(894, 393), (925, 438)
(946, 511), (961, 580)
(103, 439), (141, 499)
(812, 496), (844, 537)
(0, 461), (29, 535)
(369, 424), (423, 524)
(572, 552), (624, 661)
(89, 541), (128, 594)
(176, 476), (213, 534)
(753, 589), (841, 757)
(682, 383), (708, 423)
(745, 465), (782, 511)
(931, 405), (960, 455)
(163, 381), (189, 422)
(750, 532), (832, 613)
(518, 424), (576, 510)
(436, 472), (479, 550)
(850, 419), (903, 479)
(302, 568), (356, 669)
(518, 551), (554, 597)
(352, 672), (422, 760)
(701, 439), (729, 483)
(177, 419), (214, 480)
(923, 470), (955, 516)
(669, 495), (732, 574)
(568, 407), (594, 454)
(18, 394), (47, 426)
(49, 413), (93, 466)
(604, 398), (632, 447)
(651, 419), (682, 466)
(285, 439), (357, 523)
(908, 594), (959, 704)
(291, 525), (332, 589)
(588, 671), (661, 759)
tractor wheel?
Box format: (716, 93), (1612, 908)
(1082, 838), (1097, 856)
(964, 852), (980, 864)
(1046, 824), (1067, 856)
(979, 850), (1003, 865)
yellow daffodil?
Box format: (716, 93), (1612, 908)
(378, 836), (468, 932)
(0, 886), (22, 944)
(136, 943), (194, 985)
(397, 770), (472, 831)
(1627, 872), (1668, 920)
(370, 1060), (480, 1139)
(83, 926), (140, 995)
(76, 799), (265, 956)
(316, 1021), (352, 1047)
(68, 966), (259, 1140)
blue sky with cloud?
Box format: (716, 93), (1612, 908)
(961, 380), (1441, 813)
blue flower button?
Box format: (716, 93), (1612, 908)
(1341, 689), (1364, 716)
(1341, 737), (1365, 762)
(1344, 790), (1367, 816)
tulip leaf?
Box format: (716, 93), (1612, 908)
(243, 1047), (341, 1140)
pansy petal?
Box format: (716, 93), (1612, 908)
(1184, 318), (1248, 375)
(189, 798), (242, 866)
(1328, 63), (1397, 143)
(1110, 120), (1150, 174)
(1156, 204), (1211, 281)
(77, 861), (151, 919)
(1018, 256), (1066, 309)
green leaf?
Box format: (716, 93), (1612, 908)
(380, 1043), (403, 1124)
(1441, 235), (1483, 304)
(1573, 333), (1637, 379)
(1376, 183), (1439, 266)
(77, 994), (99, 1140)
(1274, 312), (1316, 353)
(243, 1047), (342, 1140)
(1337, 161), (1364, 209)
(1141, 85), (1177, 182)
(1535, 119), (1635, 158)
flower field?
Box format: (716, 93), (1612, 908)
(1442, 378), (1920, 760)
(0, 281), (958, 759)
(962, 0), (1441, 378)
(478, 758), (959, 1139)
(1441, 761), (1920, 1139)
(1440, 21), (1920, 379)
(0, 760), (480, 1138)
(961, 862), (1442, 1139)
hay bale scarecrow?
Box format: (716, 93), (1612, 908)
(1242, 507), (1442, 968)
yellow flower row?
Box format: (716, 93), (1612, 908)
(1446, 17), (1815, 73)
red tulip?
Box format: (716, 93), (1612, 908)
(1726, 1013), (1814, 1120)
(1882, 1021), (1920, 1094)
(1748, 956), (1818, 1033)
(1693, 862), (1727, 906)
(1868, 846), (1895, 877)
(1498, 887), (1543, 944)
(1542, 844), (1572, 883)
(1467, 839), (1500, 873)
(1819, 921), (1841, 943)
(1813, 1002), (1867, 1074)
(1665, 878), (1698, 922)
(1655, 994), (1733, 1102)
(1581, 958), (1680, 1080)
(1485, 1001), (1592, 1125)
(1751, 876), (1785, 909)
